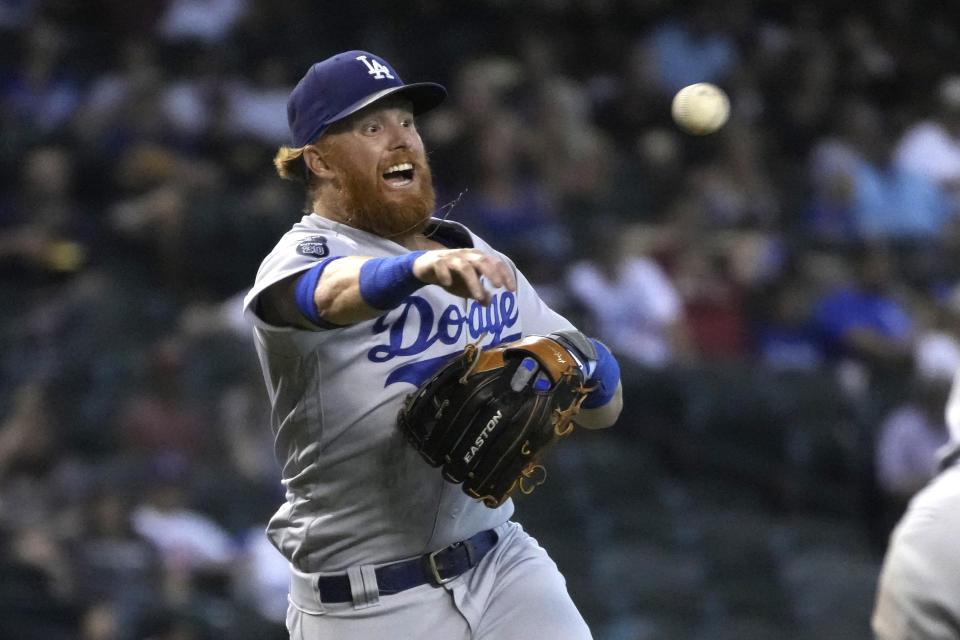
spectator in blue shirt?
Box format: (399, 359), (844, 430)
(812, 245), (914, 368)
(807, 100), (952, 242)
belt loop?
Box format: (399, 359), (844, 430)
(463, 538), (477, 566)
(289, 564), (326, 614)
(347, 564), (380, 610)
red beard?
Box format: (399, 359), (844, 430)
(328, 152), (436, 238)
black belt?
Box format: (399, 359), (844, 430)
(315, 529), (499, 603)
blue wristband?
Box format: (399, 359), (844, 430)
(358, 251), (427, 310)
(295, 257), (343, 327)
(582, 338), (620, 409)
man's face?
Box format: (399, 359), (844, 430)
(318, 97), (435, 237)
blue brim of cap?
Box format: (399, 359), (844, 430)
(325, 82), (447, 130)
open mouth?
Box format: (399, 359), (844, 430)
(382, 162), (415, 187)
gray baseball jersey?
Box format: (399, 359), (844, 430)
(243, 214), (575, 573)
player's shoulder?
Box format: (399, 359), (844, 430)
(284, 214), (357, 254)
(431, 218), (505, 257)
(251, 215), (358, 286)
(275, 214), (398, 259)
(895, 468), (960, 543)
(425, 218), (475, 249)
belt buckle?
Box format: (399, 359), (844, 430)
(427, 537), (476, 586)
(427, 547), (457, 585)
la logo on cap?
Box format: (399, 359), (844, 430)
(356, 55), (394, 80)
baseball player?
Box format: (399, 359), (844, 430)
(872, 366), (960, 639)
(243, 50), (623, 639)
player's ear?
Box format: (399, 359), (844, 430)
(302, 144), (336, 180)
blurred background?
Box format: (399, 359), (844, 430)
(2, 0), (960, 638)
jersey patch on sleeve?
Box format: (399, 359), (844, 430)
(296, 235), (330, 258)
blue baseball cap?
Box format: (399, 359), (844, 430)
(287, 50), (447, 147)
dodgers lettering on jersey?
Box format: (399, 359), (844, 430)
(370, 291), (521, 387)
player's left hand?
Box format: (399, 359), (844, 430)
(398, 334), (592, 507)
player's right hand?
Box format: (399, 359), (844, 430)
(412, 249), (517, 306)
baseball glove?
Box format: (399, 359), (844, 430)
(397, 332), (596, 508)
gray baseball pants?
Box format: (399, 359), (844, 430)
(286, 521), (592, 639)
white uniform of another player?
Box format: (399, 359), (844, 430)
(243, 214), (593, 639)
(872, 367), (960, 639)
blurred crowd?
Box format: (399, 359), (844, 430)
(2, 0), (960, 638)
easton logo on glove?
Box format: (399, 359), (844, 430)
(464, 409), (503, 463)
(397, 334), (594, 508)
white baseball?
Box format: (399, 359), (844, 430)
(671, 83), (730, 135)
